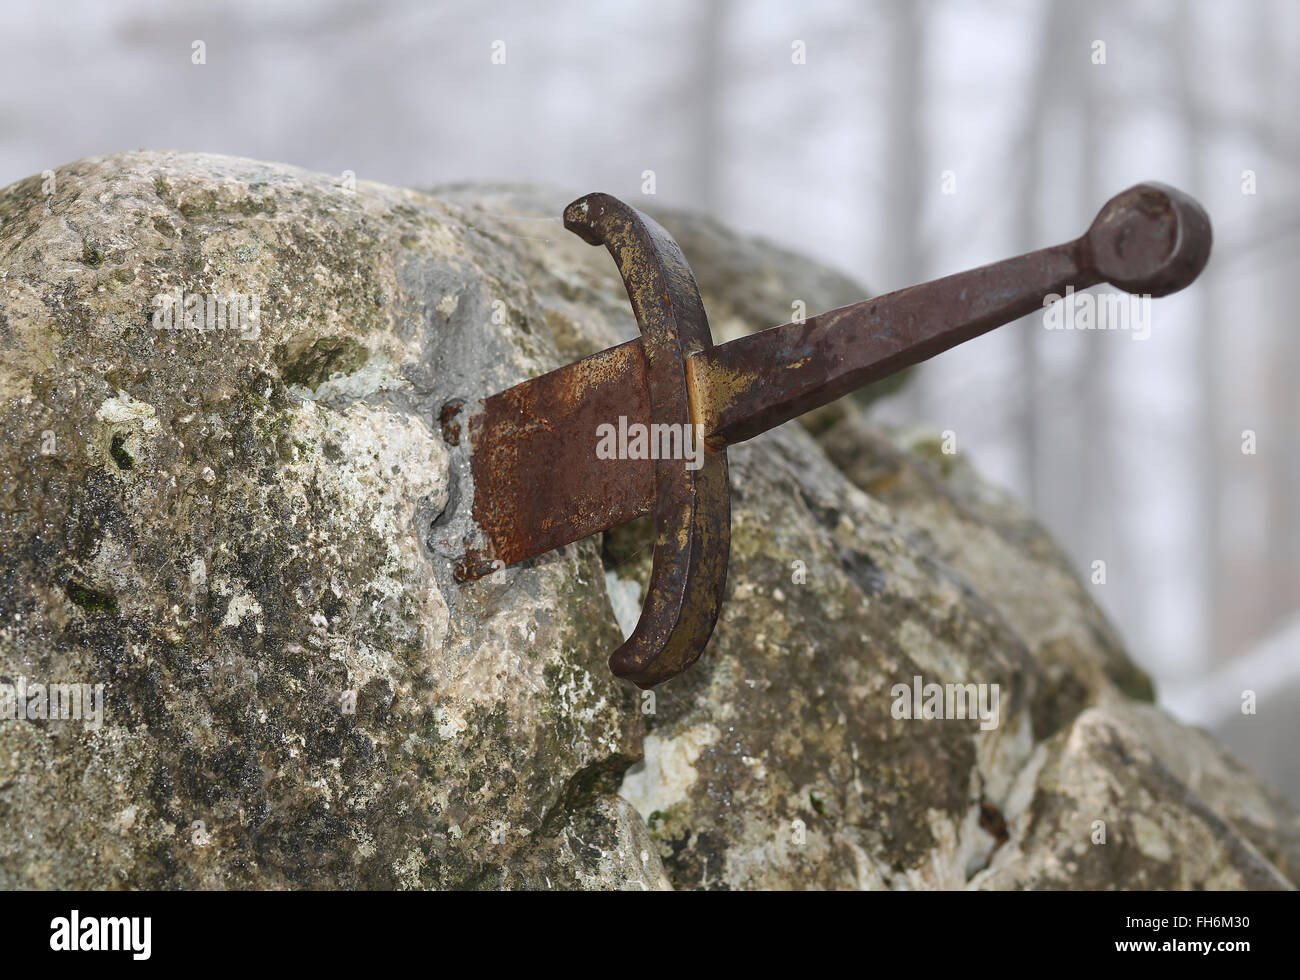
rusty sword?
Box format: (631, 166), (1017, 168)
(439, 183), (1211, 688)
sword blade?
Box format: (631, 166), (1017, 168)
(455, 339), (654, 579)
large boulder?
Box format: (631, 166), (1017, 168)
(0, 153), (1294, 890)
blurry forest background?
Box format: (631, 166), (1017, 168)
(1, 0), (1296, 799)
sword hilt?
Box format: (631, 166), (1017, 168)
(458, 183), (1211, 689)
(693, 183), (1213, 447)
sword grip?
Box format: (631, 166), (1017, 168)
(695, 182), (1211, 448)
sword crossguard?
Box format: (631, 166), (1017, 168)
(562, 193), (730, 688)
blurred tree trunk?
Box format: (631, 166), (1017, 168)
(882, 0), (926, 417)
(1261, 0), (1300, 634)
(882, 0), (923, 291)
(1077, 3), (1110, 578)
(1015, 0), (1070, 513)
(691, 0), (726, 216)
(1174, 4), (1219, 666)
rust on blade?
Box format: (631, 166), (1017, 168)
(454, 339), (655, 581)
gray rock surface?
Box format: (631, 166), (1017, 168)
(0, 153), (1294, 890)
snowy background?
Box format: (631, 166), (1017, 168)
(2, 0), (1296, 800)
